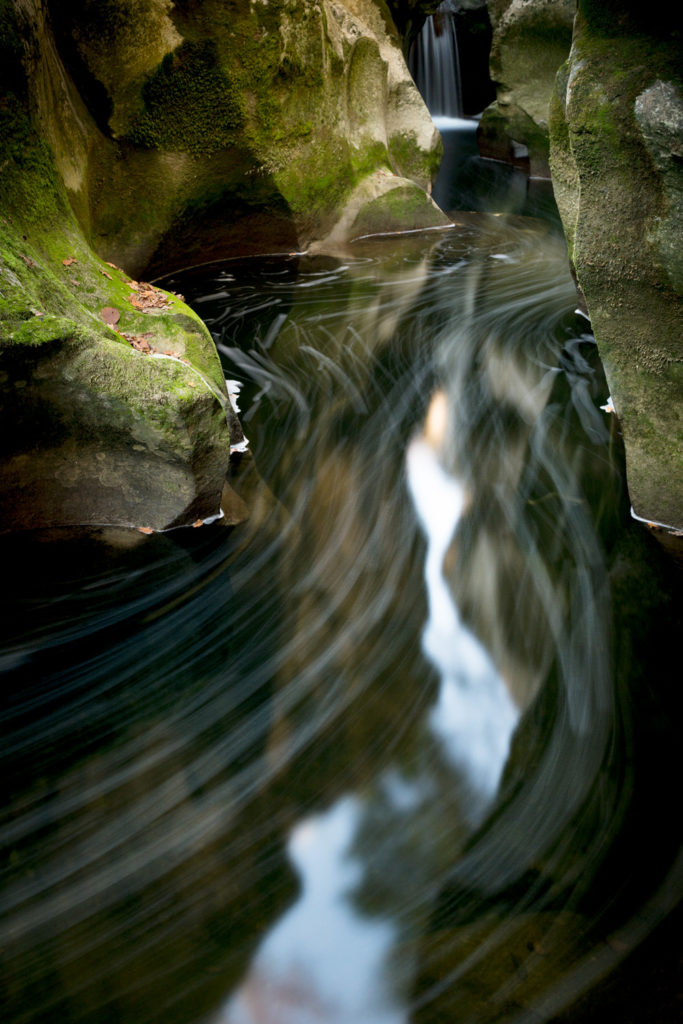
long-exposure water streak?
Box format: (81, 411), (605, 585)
(1, 212), (681, 1023)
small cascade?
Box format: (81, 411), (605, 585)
(409, 2), (464, 122)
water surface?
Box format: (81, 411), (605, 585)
(1, 215), (681, 1024)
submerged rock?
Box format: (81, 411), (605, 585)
(549, 2), (683, 529)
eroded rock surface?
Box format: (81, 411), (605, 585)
(478, 0), (575, 177)
(1, 0), (445, 531)
(34, 0), (445, 272)
(550, 2), (683, 528)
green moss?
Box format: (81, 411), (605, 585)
(389, 129), (442, 184)
(275, 135), (394, 227)
(8, 315), (87, 347)
(351, 140), (391, 179)
(275, 134), (355, 218)
(128, 41), (245, 155)
(350, 184), (450, 238)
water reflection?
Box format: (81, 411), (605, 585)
(407, 414), (518, 814)
(223, 798), (401, 1024)
(1, 217), (681, 1024)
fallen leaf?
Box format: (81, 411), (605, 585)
(99, 268), (113, 280)
(62, 257), (77, 266)
(138, 526), (154, 534)
(192, 519), (204, 528)
(120, 331), (155, 354)
(69, 278), (79, 286)
(100, 306), (120, 325)
(19, 253), (36, 269)
(105, 261), (119, 270)
(129, 286), (171, 313)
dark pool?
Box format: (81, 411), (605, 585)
(1, 213), (681, 1024)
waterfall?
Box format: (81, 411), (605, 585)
(409, 3), (464, 121)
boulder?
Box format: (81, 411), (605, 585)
(0, 1), (231, 532)
(478, 0), (575, 177)
(549, 2), (683, 529)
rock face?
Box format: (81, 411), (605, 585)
(33, 0), (447, 274)
(478, 0), (575, 177)
(0, 0), (445, 532)
(0, 0), (234, 532)
(550, 1), (683, 529)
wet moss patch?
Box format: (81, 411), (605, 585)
(128, 40), (244, 155)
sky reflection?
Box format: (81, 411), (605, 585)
(220, 798), (403, 1024)
(406, 426), (518, 815)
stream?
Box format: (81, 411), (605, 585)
(1, 200), (681, 1022)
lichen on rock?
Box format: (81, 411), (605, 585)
(549, 3), (683, 529)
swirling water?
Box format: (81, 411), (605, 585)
(1, 213), (681, 1024)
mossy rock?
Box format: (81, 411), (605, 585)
(127, 40), (245, 156)
(37, 0), (443, 263)
(478, 100), (551, 178)
(478, 0), (574, 178)
(0, 26), (231, 533)
(549, 9), (683, 528)
(349, 181), (452, 238)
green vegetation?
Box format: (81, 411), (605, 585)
(350, 183), (449, 238)
(128, 41), (245, 155)
(389, 130), (442, 183)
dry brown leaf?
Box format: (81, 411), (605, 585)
(99, 268), (113, 280)
(105, 261), (119, 270)
(120, 332), (155, 354)
(138, 526), (154, 535)
(192, 519), (204, 528)
(62, 257), (77, 266)
(100, 306), (121, 326)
